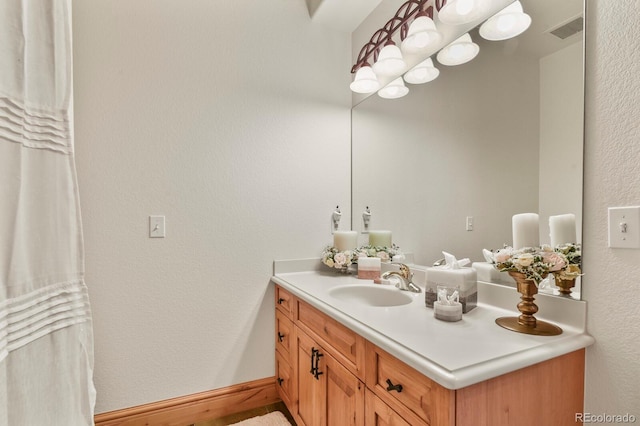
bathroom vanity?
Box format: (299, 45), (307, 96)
(271, 260), (594, 426)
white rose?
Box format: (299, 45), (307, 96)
(515, 253), (534, 267)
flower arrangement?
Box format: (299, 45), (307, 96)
(553, 243), (582, 281)
(489, 245), (568, 284)
(321, 244), (404, 270)
(321, 246), (357, 270)
(354, 244), (403, 263)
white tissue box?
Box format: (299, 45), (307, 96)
(425, 266), (477, 313)
(471, 262), (515, 286)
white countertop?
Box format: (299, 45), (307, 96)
(271, 259), (594, 390)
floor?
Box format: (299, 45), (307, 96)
(192, 401), (296, 426)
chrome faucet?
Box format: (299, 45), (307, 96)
(381, 264), (422, 293)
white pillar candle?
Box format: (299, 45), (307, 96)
(512, 213), (539, 249)
(333, 231), (358, 252)
(549, 214), (576, 247)
(369, 230), (392, 247)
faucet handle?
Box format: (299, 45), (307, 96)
(397, 263), (410, 279)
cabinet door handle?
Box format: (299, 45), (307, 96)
(277, 377), (284, 386)
(310, 348), (319, 375)
(386, 379), (403, 393)
(278, 298), (285, 304)
(313, 350), (323, 380)
(278, 332), (285, 342)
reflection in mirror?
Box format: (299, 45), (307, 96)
(351, 0), (584, 298)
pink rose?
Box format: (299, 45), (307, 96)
(544, 252), (567, 272)
(494, 248), (513, 263)
(333, 252), (347, 267)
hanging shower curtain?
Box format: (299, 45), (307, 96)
(0, 0), (95, 424)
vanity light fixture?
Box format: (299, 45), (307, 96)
(401, 13), (442, 54)
(479, 1), (531, 41)
(403, 57), (440, 84)
(437, 0), (488, 25)
(378, 77), (409, 99)
(349, 63), (381, 94)
(351, 0), (529, 98)
(436, 33), (479, 66)
(372, 41), (407, 76)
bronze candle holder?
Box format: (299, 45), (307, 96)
(552, 272), (576, 296)
(495, 272), (563, 336)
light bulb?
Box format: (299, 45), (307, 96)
(403, 58), (439, 85)
(372, 42), (406, 76)
(438, 0), (487, 25)
(479, 1), (531, 41)
(436, 33), (479, 66)
(401, 16), (442, 54)
(350, 65), (380, 94)
(378, 77), (409, 99)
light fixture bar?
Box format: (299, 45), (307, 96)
(351, 0), (443, 74)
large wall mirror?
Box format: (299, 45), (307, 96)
(351, 0), (584, 298)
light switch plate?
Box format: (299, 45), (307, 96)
(149, 215), (165, 238)
(608, 206), (640, 248)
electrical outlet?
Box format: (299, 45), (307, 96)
(608, 206), (640, 248)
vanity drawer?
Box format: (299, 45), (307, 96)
(275, 309), (294, 361)
(275, 285), (294, 319)
(296, 299), (365, 381)
(275, 351), (293, 408)
(365, 342), (454, 426)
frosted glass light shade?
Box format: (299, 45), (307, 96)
(378, 77), (409, 99)
(436, 33), (479, 66)
(437, 0), (487, 25)
(479, 1), (531, 41)
(372, 42), (406, 76)
(350, 65), (381, 93)
(401, 16), (442, 54)
(403, 58), (439, 84)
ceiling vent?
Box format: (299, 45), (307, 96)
(549, 16), (584, 40)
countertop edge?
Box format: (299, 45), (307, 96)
(271, 274), (595, 390)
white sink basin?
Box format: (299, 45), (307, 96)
(328, 284), (414, 307)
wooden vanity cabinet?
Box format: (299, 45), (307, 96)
(274, 284), (585, 426)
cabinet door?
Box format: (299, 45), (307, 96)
(295, 328), (365, 426)
(325, 350), (365, 426)
(296, 329), (325, 426)
(365, 390), (425, 426)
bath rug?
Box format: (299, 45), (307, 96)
(229, 411), (292, 426)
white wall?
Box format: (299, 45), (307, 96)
(72, 0), (351, 414)
(583, 0), (640, 417)
(539, 41), (584, 245)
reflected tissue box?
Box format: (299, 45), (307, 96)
(425, 266), (477, 313)
(471, 262), (515, 286)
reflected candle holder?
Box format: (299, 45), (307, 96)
(495, 272), (562, 336)
(552, 272), (576, 296)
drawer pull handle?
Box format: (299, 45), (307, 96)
(278, 298), (285, 304)
(277, 377), (284, 386)
(386, 379), (403, 393)
(278, 332), (285, 342)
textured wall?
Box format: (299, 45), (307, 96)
(72, 0), (351, 413)
(583, 0), (640, 417)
